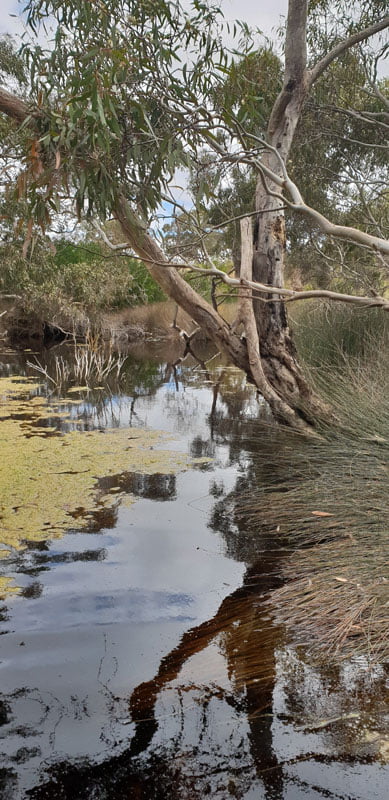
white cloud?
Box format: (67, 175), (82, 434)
(222, 0), (287, 40)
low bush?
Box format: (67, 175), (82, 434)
(0, 239), (166, 333)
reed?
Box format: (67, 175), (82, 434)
(291, 301), (389, 368)
(236, 308), (389, 664)
(27, 341), (127, 392)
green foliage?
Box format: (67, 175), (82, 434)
(54, 241), (165, 309)
(0, 237), (165, 326)
(0, 3), (386, 306)
(0, 35), (27, 86)
(205, 166), (256, 272)
(214, 47), (282, 132)
(16, 0), (232, 229)
(291, 56), (387, 220)
(125, 257), (166, 304)
(201, 44), (388, 288)
(307, 0), (388, 51)
(54, 241), (101, 266)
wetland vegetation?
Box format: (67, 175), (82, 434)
(0, 1), (388, 797)
(0, 306), (388, 798)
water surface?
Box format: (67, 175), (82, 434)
(0, 343), (388, 799)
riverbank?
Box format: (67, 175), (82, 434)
(0, 297), (229, 349)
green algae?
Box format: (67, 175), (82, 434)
(0, 376), (197, 597)
(0, 576), (19, 596)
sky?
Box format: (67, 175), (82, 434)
(0, 0), (25, 37)
(0, 1), (289, 42)
(223, 0), (287, 37)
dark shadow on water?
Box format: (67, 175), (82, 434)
(126, 553), (287, 796)
(98, 471), (177, 502)
(13, 548), (287, 799)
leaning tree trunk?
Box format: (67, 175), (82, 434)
(114, 198), (322, 434)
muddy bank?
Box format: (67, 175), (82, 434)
(0, 299), (236, 349)
(0, 302), (81, 349)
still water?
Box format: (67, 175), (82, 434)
(0, 342), (388, 799)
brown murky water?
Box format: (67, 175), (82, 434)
(0, 342), (388, 799)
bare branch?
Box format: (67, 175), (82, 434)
(91, 220), (132, 251)
(360, 45), (389, 112)
(368, 79), (389, 112)
(285, 198), (389, 255)
(311, 102), (389, 131)
(309, 16), (389, 87)
(240, 144), (389, 255)
(184, 260), (389, 312)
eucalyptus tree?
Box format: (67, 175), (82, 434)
(205, 44), (388, 289)
(0, 0), (388, 432)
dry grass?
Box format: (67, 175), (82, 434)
(236, 335), (389, 665)
(103, 301), (196, 342)
(103, 300), (239, 343)
(272, 541), (388, 663)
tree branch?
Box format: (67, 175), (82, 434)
(308, 16), (389, 87)
(184, 262), (389, 312)
(90, 226), (389, 313)
(238, 140), (389, 256)
(91, 220), (133, 251)
(0, 88), (30, 122)
(285, 198), (389, 255)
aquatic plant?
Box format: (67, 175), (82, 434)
(27, 345), (128, 392)
(0, 376), (197, 596)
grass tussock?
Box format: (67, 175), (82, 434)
(291, 301), (389, 369)
(239, 304), (389, 664)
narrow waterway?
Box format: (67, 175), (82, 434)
(0, 342), (388, 799)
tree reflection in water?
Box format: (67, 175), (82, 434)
(25, 459), (388, 800)
(24, 548), (388, 799)
(1, 352), (388, 799)
(22, 554), (288, 800)
(128, 556), (286, 797)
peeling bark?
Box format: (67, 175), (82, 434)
(240, 217), (316, 433)
(249, 3), (388, 421)
(252, 1), (331, 420)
